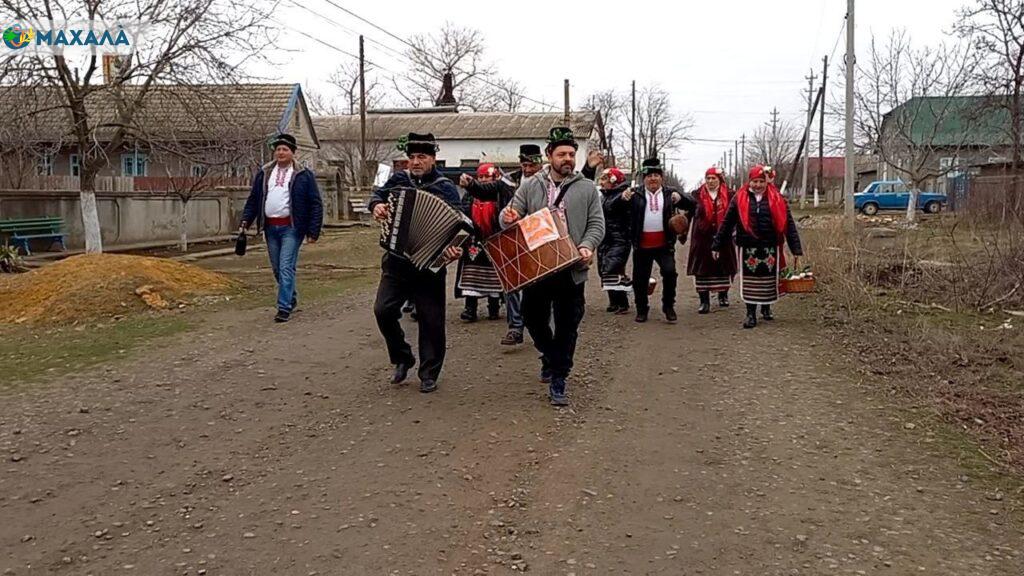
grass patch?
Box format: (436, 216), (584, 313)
(0, 315), (192, 389)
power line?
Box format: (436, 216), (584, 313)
(319, 1), (559, 111)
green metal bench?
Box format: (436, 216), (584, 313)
(0, 217), (68, 256)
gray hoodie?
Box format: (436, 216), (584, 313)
(506, 167), (606, 285)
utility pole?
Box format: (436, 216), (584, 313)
(740, 133), (746, 178)
(630, 80), (637, 180)
(733, 140), (739, 182)
(728, 149), (734, 178)
(770, 107), (780, 162)
(818, 55), (828, 201)
(844, 0), (856, 223)
(359, 35), (367, 193)
(801, 68), (817, 208)
(563, 79), (570, 124)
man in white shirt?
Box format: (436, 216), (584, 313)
(619, 158), (696, 323)
(240, 133), (324, 322)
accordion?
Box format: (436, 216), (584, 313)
(378, 188), (473, 272)
(483, 208), (581, 293)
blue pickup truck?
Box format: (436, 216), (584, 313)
(854, 180), (948, 215)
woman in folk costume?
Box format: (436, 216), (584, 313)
(456, 163), (504, 323)
(712, 165), (803, 329)
(686, 166), (736, 314)
(597, 167), (633, 314)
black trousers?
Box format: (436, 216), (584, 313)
(373, 255), (447, 381)
(522, 270), (586, 379)
(632, 246), (677, 313)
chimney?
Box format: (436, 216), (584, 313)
(435, 71), (457, 107)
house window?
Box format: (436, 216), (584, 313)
(36, 153), (54, 176)
(229, 164), (250, 178)
(69, 154), (80, 177)
(121, 153), (149, 176)
(190, 164), (208, 177)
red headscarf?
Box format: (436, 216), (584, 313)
(698, 166), (730, 231)
(476, 163), (498, 178)
(736, 165), (787, 239)
(601, 167), (626, 187)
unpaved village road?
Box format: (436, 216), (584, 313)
(2, 247), (1023, 575)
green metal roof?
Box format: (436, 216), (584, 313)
(882, 96), (1013, 148)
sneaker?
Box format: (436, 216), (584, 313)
(274, 310), (290, 323)
(420, 379), (438, 393)
(549, 377), (569, 407)
(501, 329), (524, 346)
(539, 368), (553, 384)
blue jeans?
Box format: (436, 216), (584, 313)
(506, 291), (524, 331)
(264, 224), (303, 313)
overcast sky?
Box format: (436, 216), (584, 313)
(271, 0), (968, 186)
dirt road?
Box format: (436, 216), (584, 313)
(2, 240), (1022, 575)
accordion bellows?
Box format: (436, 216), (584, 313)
(379, 188), (473, 271)
(484, 208), (581, 293)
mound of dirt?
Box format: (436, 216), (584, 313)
(0, 254), (236, 325)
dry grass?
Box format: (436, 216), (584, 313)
(0, 254), (236, 325)
(806, 215), (1024, 471)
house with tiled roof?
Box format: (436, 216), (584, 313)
(0, 83), (318, 188)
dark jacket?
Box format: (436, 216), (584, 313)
(241, 161), (324, 240)
(712, 190), (803, 255)
(685, 187), (737, 278)
(598, 182), (632, 275)
(614, 186), (696, 250)
(462, 177), (516, 237)
(368, 167), (461, 210)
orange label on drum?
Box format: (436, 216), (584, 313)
(520, 208), (560, 251)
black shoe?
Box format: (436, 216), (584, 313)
(761, 305), (775, 321)
(664, 307), (678, 323)
(614, 305), (631, 315)
(460, 309), (478, 323)
(391, 361), (414, 384)
(539, 368), (553, 383)
(420, 379), (438, 393)
(635, 310), (649, 323)
(549, 377), (569, 407)
(488, 310), (501, 321)
(606, 303), (619, 313)
(697, 292), (711, 315)
(743, 314), (757, 329)
(274, 310), (290, 323)
(718, 292), (730, 307)
(501, 329), (524, 346)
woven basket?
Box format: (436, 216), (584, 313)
(780, 276), (816, 294)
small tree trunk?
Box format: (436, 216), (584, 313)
(179, 199), (189, 252)
(906, 187), (918, 223)
(80, 189), (103, 253)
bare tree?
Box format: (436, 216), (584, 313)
(392, 21), (494, 109)
(304, 88), (343, 117)
(956, 0), (1024, 215)
(580, 89), (626, 164)
(852, 30), (980, 222)
(327, 60), (385, 114)
(617, 85), (693, 167)
(476, 76), (526, 113)
(0, 0), (275, 253)
(744, 120), (802, 170)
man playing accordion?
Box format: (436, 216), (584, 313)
(369, 132), (463, 394)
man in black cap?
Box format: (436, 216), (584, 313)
(500, 127), (605, 407)
(456, 143), (546, 345)
(615, 157), (695, 323)
(240, 133), (324, 322)
(368, 133), (463, 394)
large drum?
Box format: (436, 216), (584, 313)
(483, 208), (581, 293)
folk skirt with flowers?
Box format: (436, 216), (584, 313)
(738, 246), (780, 305)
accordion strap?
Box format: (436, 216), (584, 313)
(552, 182), (571, 209)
